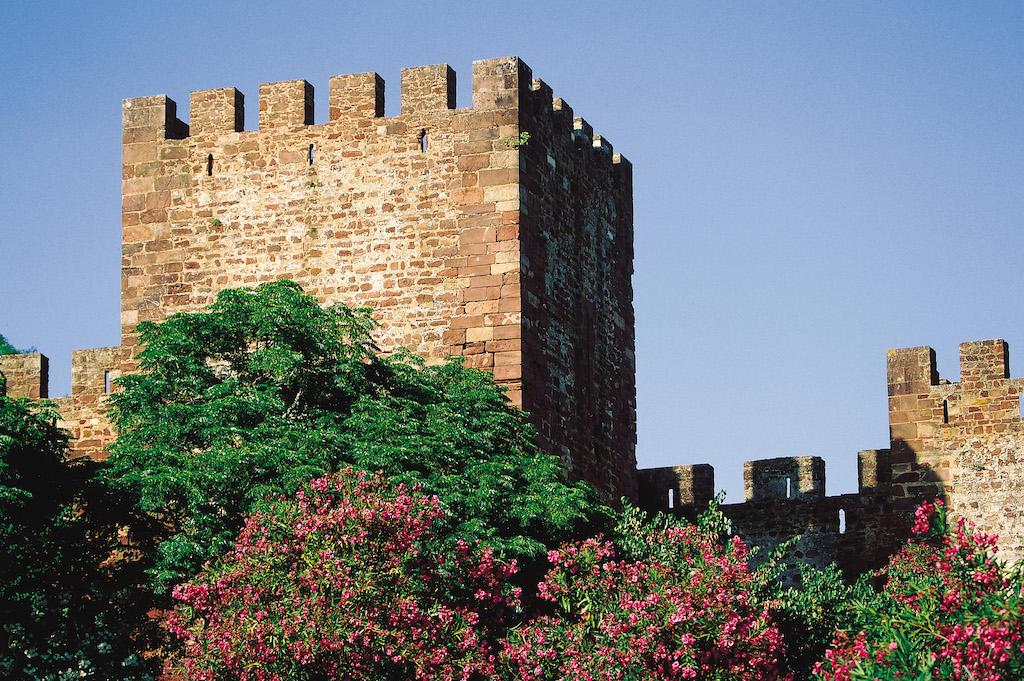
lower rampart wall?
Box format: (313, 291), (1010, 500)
(1, 349), (123, 460)
(638, 454), (905, 583)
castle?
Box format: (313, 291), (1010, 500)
(1, 57), (1020, 573)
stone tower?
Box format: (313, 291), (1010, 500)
(4, 57), (637, 504)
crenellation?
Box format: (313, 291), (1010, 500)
(959, 339), (1009, 384)
(745, 456), (825, 502)
(122, 95), (188, 143)
(328, 72), (384, 121)
(636, 464), (714, 516)
(572, 116), (593, 143)
(400, 64), (456, 115)
(644, 339), (1024, 573)
(34, 57), (635, 505)
(857, 449), (892, 494)
(0, 353), (49, 399)
(190, 87), (244, 136)
(258, 79), (314, 129)
(471, 57), (529, 111)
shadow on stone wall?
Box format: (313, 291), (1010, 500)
(637, 447), (948, 584)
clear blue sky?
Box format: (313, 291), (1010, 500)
(1, 2), (1021, 500)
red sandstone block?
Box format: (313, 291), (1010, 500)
(141, 209), (168, 224)
(487, 339), (521, 353)
(466, 300), (500, 315)
(468, 274), (503, 288)
(467, 127), (498, 142)
(498, 297), (521, 313)
(463, 342), (485, 355)
(146, 191), (171, 210)
(460, 227), (496, 244)
(442, 329), (466, 345)
(122, 143), (157, 164)
(458, 214), (502, 229)
(495, 225), (519, 241)
(492, 364), (522, 381)
(453, 188), (484, 204)
(160, 146), (187, 160)
(463, 353), (494, 369)
(459, 243), (489, 257)
(462, 287), (488, 302)
(122, 194), (146, 212)
(452, 111), (496, 132)
(492, 325), (521, 340)
(461, 203), (497, 215)
(457, 154), (490, 171)
(458, 265), (493, 277)
(448, 315), (485, 330)
(455, 142), (495, 159)
(478, 168), (515, 186)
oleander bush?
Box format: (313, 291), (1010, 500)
(813, 499), (1024, 681)
(170, 470), (521, 681)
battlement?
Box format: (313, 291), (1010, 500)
(102, 56), (639, 504)
(124, 58), (617, 149)
(637, 454), (901, 581)
(888, 340), (1023, 461)
(637, 338), (1024, 575)
(638, 453), (891, 516)
(0, 353), (49, 399)
(745, 456), (825, 502)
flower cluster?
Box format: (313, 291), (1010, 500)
(502, 527), (790, 681)
(814, 501), (1024, 681)
(168, 470), (519, 681)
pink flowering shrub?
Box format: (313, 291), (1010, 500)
(501, 525), (791, 681)
(167, 470), (520, 681)
(813, 499), (1024, 681)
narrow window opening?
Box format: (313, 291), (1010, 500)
(419, 129), (428, 153)
(206, 154), (214, 176)
(839, 508), (847, 535)
(308, 144), (314, 164)
(785, 477), (792, 499)
(943, 400), (949, 424)
(1019, 393), (1023, 419)
(103, 371), (111, 394)
(668, 488), (675, 509)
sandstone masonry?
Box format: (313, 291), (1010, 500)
(2, 57), (1018, 570)
(0, 57), (637, 504)
(637, 339), (1024, 579)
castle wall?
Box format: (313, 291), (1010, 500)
(0, 353), (49, 399)
(17, 57), (637, 504)
(516, 77), (636, 502)
(637, 453), (901, 584)
(888, 340), (1024, 564)
(638, 338), (1024, 577)
(120, 60), (522, 390)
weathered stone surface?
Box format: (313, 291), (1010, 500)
(638, 339), (1024, 578)
(9, 57), (638, 505)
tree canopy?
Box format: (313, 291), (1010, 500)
(1, 388), (161, 679)
(0, 333), (23, 355)
(105, 280), (610, 589)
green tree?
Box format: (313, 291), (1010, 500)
(105, 280), (609, 590)
(0, 381), (162, 680)
(0, 333), (24, 355)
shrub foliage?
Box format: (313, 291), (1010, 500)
(105, 280), (608, 590)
